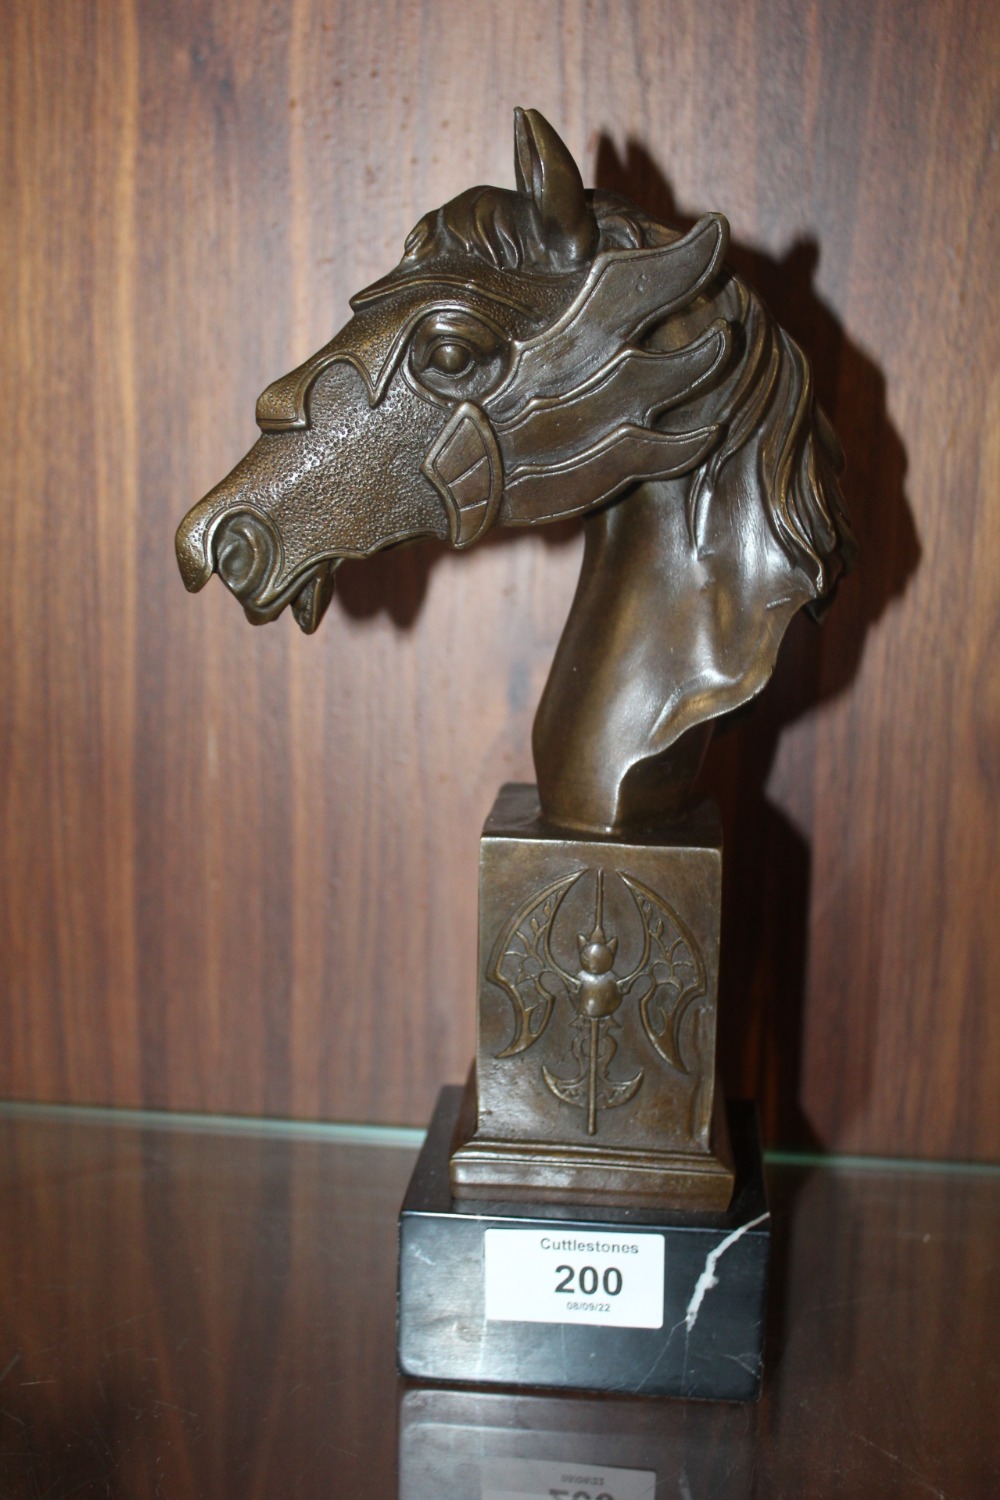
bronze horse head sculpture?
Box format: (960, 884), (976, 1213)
(176, 109), (855, 834)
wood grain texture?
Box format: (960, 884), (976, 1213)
(1, 0), (998, 1156)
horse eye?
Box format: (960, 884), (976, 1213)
(429, 342), (473, 375)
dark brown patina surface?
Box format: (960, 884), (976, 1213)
(176, 108), (853, 836)
(175, 110), (853, 1208)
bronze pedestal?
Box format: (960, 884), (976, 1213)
(451, 785), (734, 1211)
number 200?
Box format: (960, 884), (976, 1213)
(554, 1264), (623, 1296)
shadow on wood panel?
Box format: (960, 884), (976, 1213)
(334, 518), (583, 628)
(595, 136), (920, 1150)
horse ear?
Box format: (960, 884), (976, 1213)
(513, 106), (599, 270)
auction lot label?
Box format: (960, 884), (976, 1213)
(483, 1228), (664, 1329)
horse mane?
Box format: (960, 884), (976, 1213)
(684, 272), (857, 607)
(404, 186), (856, 607)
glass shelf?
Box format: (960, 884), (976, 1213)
(0, 1104), (996, 1497)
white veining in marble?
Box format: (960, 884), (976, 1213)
(684, 1213), (769, 1332)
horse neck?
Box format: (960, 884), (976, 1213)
(531, 473), (815, 834)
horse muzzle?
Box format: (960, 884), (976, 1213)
(175, 489), (340, 635)
(175, 359), (453, 634)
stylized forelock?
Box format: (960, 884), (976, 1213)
(402, 189), (650, 276)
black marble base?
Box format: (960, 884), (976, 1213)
(397, 1087), (770, 1401)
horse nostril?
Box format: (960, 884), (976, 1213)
(213, 512), (277, 600)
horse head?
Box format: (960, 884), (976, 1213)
(176, 108), (855, 833)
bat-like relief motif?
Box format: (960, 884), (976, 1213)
(489, 871), (586, 1059)
(617, 873), (707, 1074)
(487, 867), (708, 1135)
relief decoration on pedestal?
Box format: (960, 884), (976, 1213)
(487, 867), (707, 1136)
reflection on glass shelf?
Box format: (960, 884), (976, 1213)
(481, 1455), (655, 1500)
(399, 1386), (755, 1500)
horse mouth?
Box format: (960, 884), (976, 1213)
(205, 509), (340, 634)
(240, 557), (341, 635)
(288, 559), (339, 634)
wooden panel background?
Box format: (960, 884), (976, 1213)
(1, 0), (998, 1157)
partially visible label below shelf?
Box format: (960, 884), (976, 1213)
(480, 1455), (656, 1500)
(483, 1228), (664, 1329)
